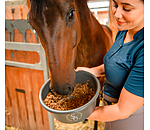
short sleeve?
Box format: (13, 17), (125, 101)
(124, 47), (144, 97)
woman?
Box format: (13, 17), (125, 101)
(76, 0), (144, 129)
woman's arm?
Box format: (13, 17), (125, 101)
(87, 87), (144, 122)
(75, 64), (105, 77)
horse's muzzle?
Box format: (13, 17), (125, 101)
(52, 83), (75, 95)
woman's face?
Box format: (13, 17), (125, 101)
(112, 0), (144, 31)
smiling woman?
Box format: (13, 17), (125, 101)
(112, 0), (144, 34)
(76, 0), (144, 130)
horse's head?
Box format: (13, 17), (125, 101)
(28, 0), (81, 95)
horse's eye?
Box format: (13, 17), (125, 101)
(68, 9), (75, 22)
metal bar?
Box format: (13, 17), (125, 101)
(5, 42), (41, 52)
(48, 112), (55, 130)
(5, 60), (43, 70)
(5, 0), (28, 6)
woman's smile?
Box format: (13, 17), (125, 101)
(117, 20), (126, 25)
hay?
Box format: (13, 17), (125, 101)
(55, 119), (104, 130)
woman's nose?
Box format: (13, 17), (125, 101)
(114, 7), (122, 19)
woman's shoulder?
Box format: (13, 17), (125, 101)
(134, 40), (144, 60)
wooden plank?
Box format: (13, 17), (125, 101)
(15, 49), (30, 130)
(5, 30), (9, 41)
(19, 68), (37, 130)
(32, 51), (41, 64)
(16, 50), (26, 63)
(5, 49), (40, 64)
(14, 29), (24, 42)
(5, 70), (12, 126)
(23, 44), (44, 130)
(30, 70), (45, 130)
(24, 50), (40, 64)
(5, 6), (13, 20)
(5, 5), (28, 20)
(26, 29), (37, 43)
(24, 44), (49, 129)
(11, 6), (22, 20)
(5, 49), (12, 62)
(36, 72), (50, 130)
(5, 66), (21, 128)
(15, 68), (29, 130)
(16, 92), (29, 130)
(5, 66), (15, 127)
(20, 5), (28, 19)
(42, 108), (50, 130)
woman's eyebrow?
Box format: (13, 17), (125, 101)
(112, 0), (117, 3)
(121, 2), (134, 7)
(112, 0), (134, 7)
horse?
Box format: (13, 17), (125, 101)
(28, 0), (112, 96)
(28, 0), (112, 129)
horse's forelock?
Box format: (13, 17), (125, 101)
(30, 0), (49, 16)
(30, 0), (42, 16)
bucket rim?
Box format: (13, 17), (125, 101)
(39, 70), (100, 114)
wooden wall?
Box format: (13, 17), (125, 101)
(5, 4), (50, 130)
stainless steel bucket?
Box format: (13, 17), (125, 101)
(39, 71), (100, 124)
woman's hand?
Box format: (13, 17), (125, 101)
(75, 64), (105, 77)
(75, 67), (93, 74)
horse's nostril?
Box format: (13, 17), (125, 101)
(67, 86), (74, 93)
(68, 86), (72, 91)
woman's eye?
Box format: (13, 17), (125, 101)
(112, 1), (118, 9)
(113, 4), (118, 8)
(123, 8), (131, 12)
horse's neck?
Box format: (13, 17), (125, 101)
(75, 0), (109, 68)
(76, 0), (106, 46)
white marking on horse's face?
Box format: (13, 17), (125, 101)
(45, 6), (48, 11)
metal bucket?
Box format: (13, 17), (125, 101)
(39, 71), (100, 124)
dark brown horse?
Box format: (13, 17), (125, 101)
(28, 0), (112, 95)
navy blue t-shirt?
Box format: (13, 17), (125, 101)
(103, 28), (144, 99)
